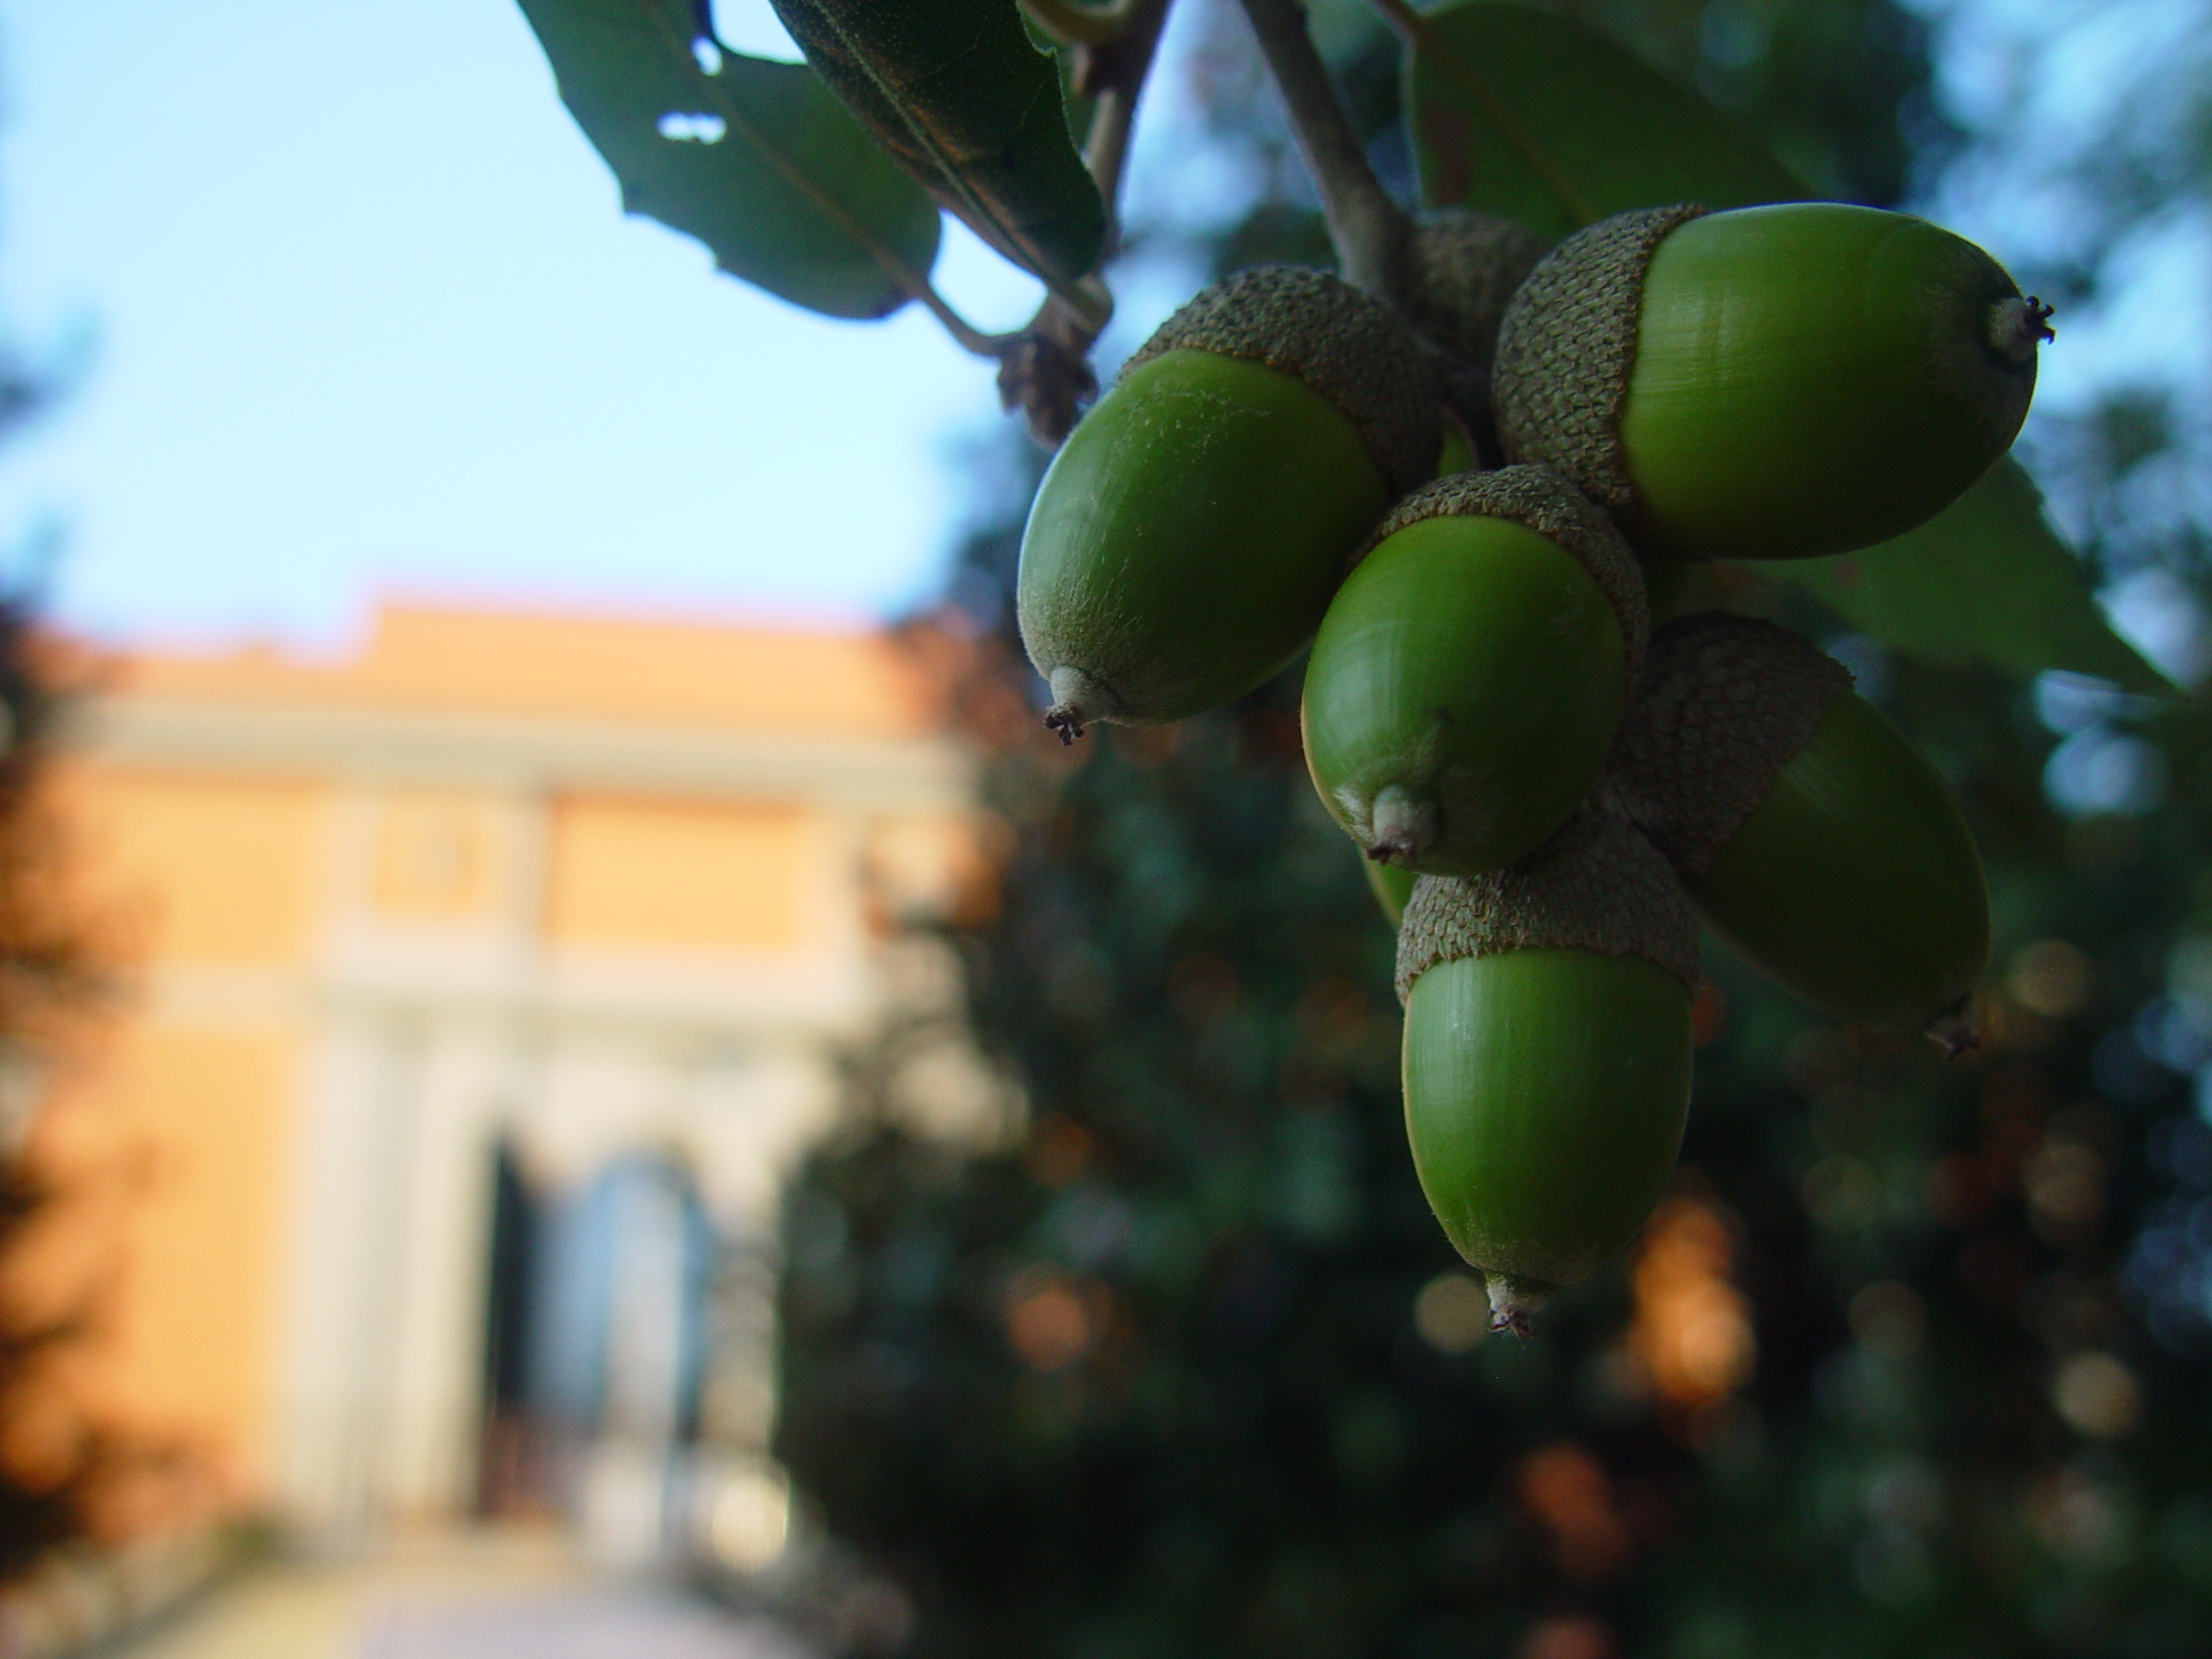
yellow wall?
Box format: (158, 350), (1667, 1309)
(545, 794), (807, 954)
(24, 1026), (297, 1500)
(119, 603), (945, 740)
(372, 789), (503, 923)
(14, 768), (321, 1511)
(70, 771), (322, 964)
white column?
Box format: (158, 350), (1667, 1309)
(379, 1020), (518, 1517)
(266, 1011), (424, 1538)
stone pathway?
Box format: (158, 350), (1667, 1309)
(357, 1589), (803, 1659)
(109, 1529), (805, 1659)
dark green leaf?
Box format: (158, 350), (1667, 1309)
(1405, 0), (1808, 240)
(1769, 461), (2173, 695)
(518, 0), (941, 320)
(769, 0), (1107, 287)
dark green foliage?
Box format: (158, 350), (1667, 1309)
(779, 569), (2212, 1659)
(1559, 0), (1933, 208)
(1778, 464), (2171, 696)
(772, 3), (2212, 1655)
(767, 0), (1105, 285)
(781, 670), (1576, 1658)
(1407, 1), (1808, 240)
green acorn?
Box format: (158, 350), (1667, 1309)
(1396, 810), (1699, 1334)
(1302, 467), (1649, 876)
(1493, 202), (2050, 561)
(1019, 267), (1441, 741)
(1605, 612), (1990, 1046)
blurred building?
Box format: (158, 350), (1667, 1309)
(24, 602), (991, 1563)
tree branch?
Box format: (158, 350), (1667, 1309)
(1069, 0), (1170, 253)
(1000, 0), (1173, 443)
(914, 283), (1018, 359)
(1236, 0), (1412, 303)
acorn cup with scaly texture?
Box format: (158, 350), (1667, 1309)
(1017, 267), (1441, 741)
(1493, 201), (2050, 561)
(1301, 466), (1649, 877)
(1396, 810), (1699, 1335)
(1400, 207), (1554, 461)
(1605, 612), (1991, 1049)
(1402, 208), (1554, 375)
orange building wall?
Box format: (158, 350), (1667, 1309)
(14, 768), (324, 1508)
(25, 1026), (298, 1497)
(70, 771), (323, 963)
(114, 603), (944, 739)
(372, 790), (505, 923)
(545, 795), (808, 954)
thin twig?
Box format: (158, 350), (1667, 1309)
(1080, 64), (1146, 227)
(1011, 4), (1163, 341)
(1237, 0), (1413, 302)
(1076, 0), (1171, 249)
(915, 283), (1018, 358)
(1000, 0), (1173, 442)
(1020, 0), (1139, 48)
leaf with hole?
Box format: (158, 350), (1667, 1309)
(768, 0), (1107, 287)
(518, 0), (941, 320)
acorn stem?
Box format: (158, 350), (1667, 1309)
(995, 0), (1168, 443)
(1044, 665), (1120, 744)
(1986, 295), (2056, 367)
(1366, 785), (1440, 864)
(1484, 1272), (1551, 1338)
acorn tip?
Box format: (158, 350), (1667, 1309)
(1484, 1272), (1549, 1339)
(1988, 295), (2056, 366)
(1367, 786), (1440, 867)
(1044, 665), (1119, 744)
(1926, 998), (1980, 1058)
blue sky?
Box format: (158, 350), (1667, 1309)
(0, 0), (1066, 650)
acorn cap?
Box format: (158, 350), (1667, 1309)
(1491, 205), (1708, 534)
(1402, 209), (1553, 452)
(1395, 808), (1700, 1003)
(1401, 208), (1554, 372)
(1357, 465), (1651, 682)
(1604, 612), (1854, 875)
(1126, 265), (1440, 496)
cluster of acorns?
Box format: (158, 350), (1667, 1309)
(1016, 201), (2049, 1333)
